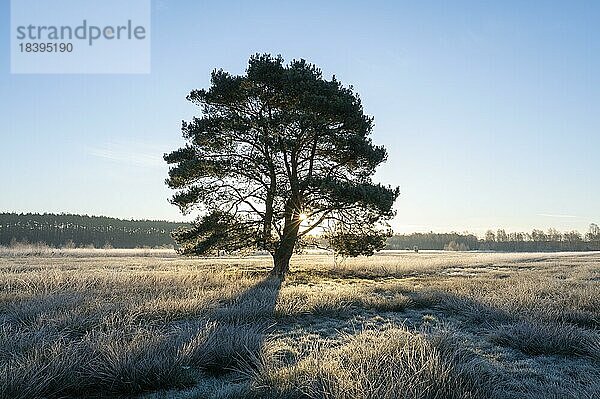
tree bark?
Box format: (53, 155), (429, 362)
(271, 196), (301, 277)
(271, 240), (294, 277)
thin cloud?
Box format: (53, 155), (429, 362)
(537, 213), (579, 219)
(87, 140), (166, 169)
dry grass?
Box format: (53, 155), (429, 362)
(249, 326), (490, 399)
(0, 251), (599, 398)
(0, 244), (177, 258)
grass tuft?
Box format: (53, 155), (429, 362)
(489, 320), (600, 360)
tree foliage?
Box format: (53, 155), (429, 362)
(164, 54), (399, 273)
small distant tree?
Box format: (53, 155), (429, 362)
(563, 230), (582, 243)
(164, 54), (399, 276)
(586, 223), (600, 241)
(484, 230), (496, 242)
(530, 229), (547, 242)
(496, 229), (508, 242)
(508, 232), (525, 242)
(444, 240), (469, 251)
(547, 228), (562, 242)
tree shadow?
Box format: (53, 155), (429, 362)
(194, 274), (599, 398)
(202, 275), (283, 376)
(215, 275), (282, 322)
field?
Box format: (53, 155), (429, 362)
(0, 250), (599, 399)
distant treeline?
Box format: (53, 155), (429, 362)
(386, 225), (600, 252)
(0, 213), (185, 248)
(386, 232), (479, 251)
(3, 213), (600, 252)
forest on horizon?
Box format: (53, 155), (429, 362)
(1, 212), (599, 252)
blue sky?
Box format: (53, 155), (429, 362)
(1, 0), (598, 235)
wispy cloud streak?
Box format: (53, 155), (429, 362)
(87, 140), (167, 169)
(537, 213), (579, 219)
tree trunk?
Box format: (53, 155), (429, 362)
(271, 196), (301, 277)
(271, 241), (294, 277)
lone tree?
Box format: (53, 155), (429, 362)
(165, 54), (399, 276)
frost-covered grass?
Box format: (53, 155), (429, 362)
(0, 243), (177, 258)
(0, 251), (598, 398)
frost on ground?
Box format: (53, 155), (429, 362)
(0, 252), (598, 399)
